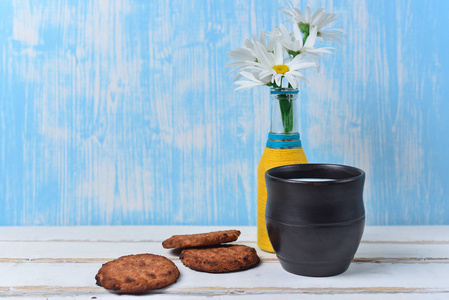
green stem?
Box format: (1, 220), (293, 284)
(302, 31), (309, 46)
(299, 23), (310, 46)
(278, 94), (293, 134)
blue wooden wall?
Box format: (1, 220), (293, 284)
(1, 0), (448, 225)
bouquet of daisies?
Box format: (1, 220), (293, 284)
(226, 2), (345, 91)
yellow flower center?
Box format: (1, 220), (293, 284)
(273, 64), (289, 74)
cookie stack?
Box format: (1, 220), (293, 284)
(163, 230), (260, 273)
(95, 229), (259, 294)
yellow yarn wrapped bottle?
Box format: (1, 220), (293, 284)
(257, 88), (308, 252)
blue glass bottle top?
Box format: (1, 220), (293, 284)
(270, 89), (299, 95)
(266, 133), (302, 148)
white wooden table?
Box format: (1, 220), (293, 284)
(0, 226), (448, 299)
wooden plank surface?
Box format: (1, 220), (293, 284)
(0, 226), (448, 299)
(0, 225), (447, 242)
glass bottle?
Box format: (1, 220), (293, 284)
(257, 88), (308, 252)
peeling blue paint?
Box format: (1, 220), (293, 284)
(0, 0), (448, 225)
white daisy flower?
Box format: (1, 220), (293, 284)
(317, 28), (346, 46)
(280, 2), (346, 45)
(226, 29), (279, 79)
(275, 24), (333, 70)
(234, 70), (272, 91)
(226, 47), (255, 74)
(245, 29), (278, 54)
(227, 2), (343, 91)
(238, 42), (316, 90)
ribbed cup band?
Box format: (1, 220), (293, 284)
(266, 133), (302, 148)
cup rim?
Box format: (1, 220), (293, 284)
(265, 163), (365, 185)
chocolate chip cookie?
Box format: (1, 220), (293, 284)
(162, 229), (241, 249)
(179, 244), (260, 273)
(95, 253), (179, 293)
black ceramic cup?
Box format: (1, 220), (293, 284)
(265, 163), (365, 277)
